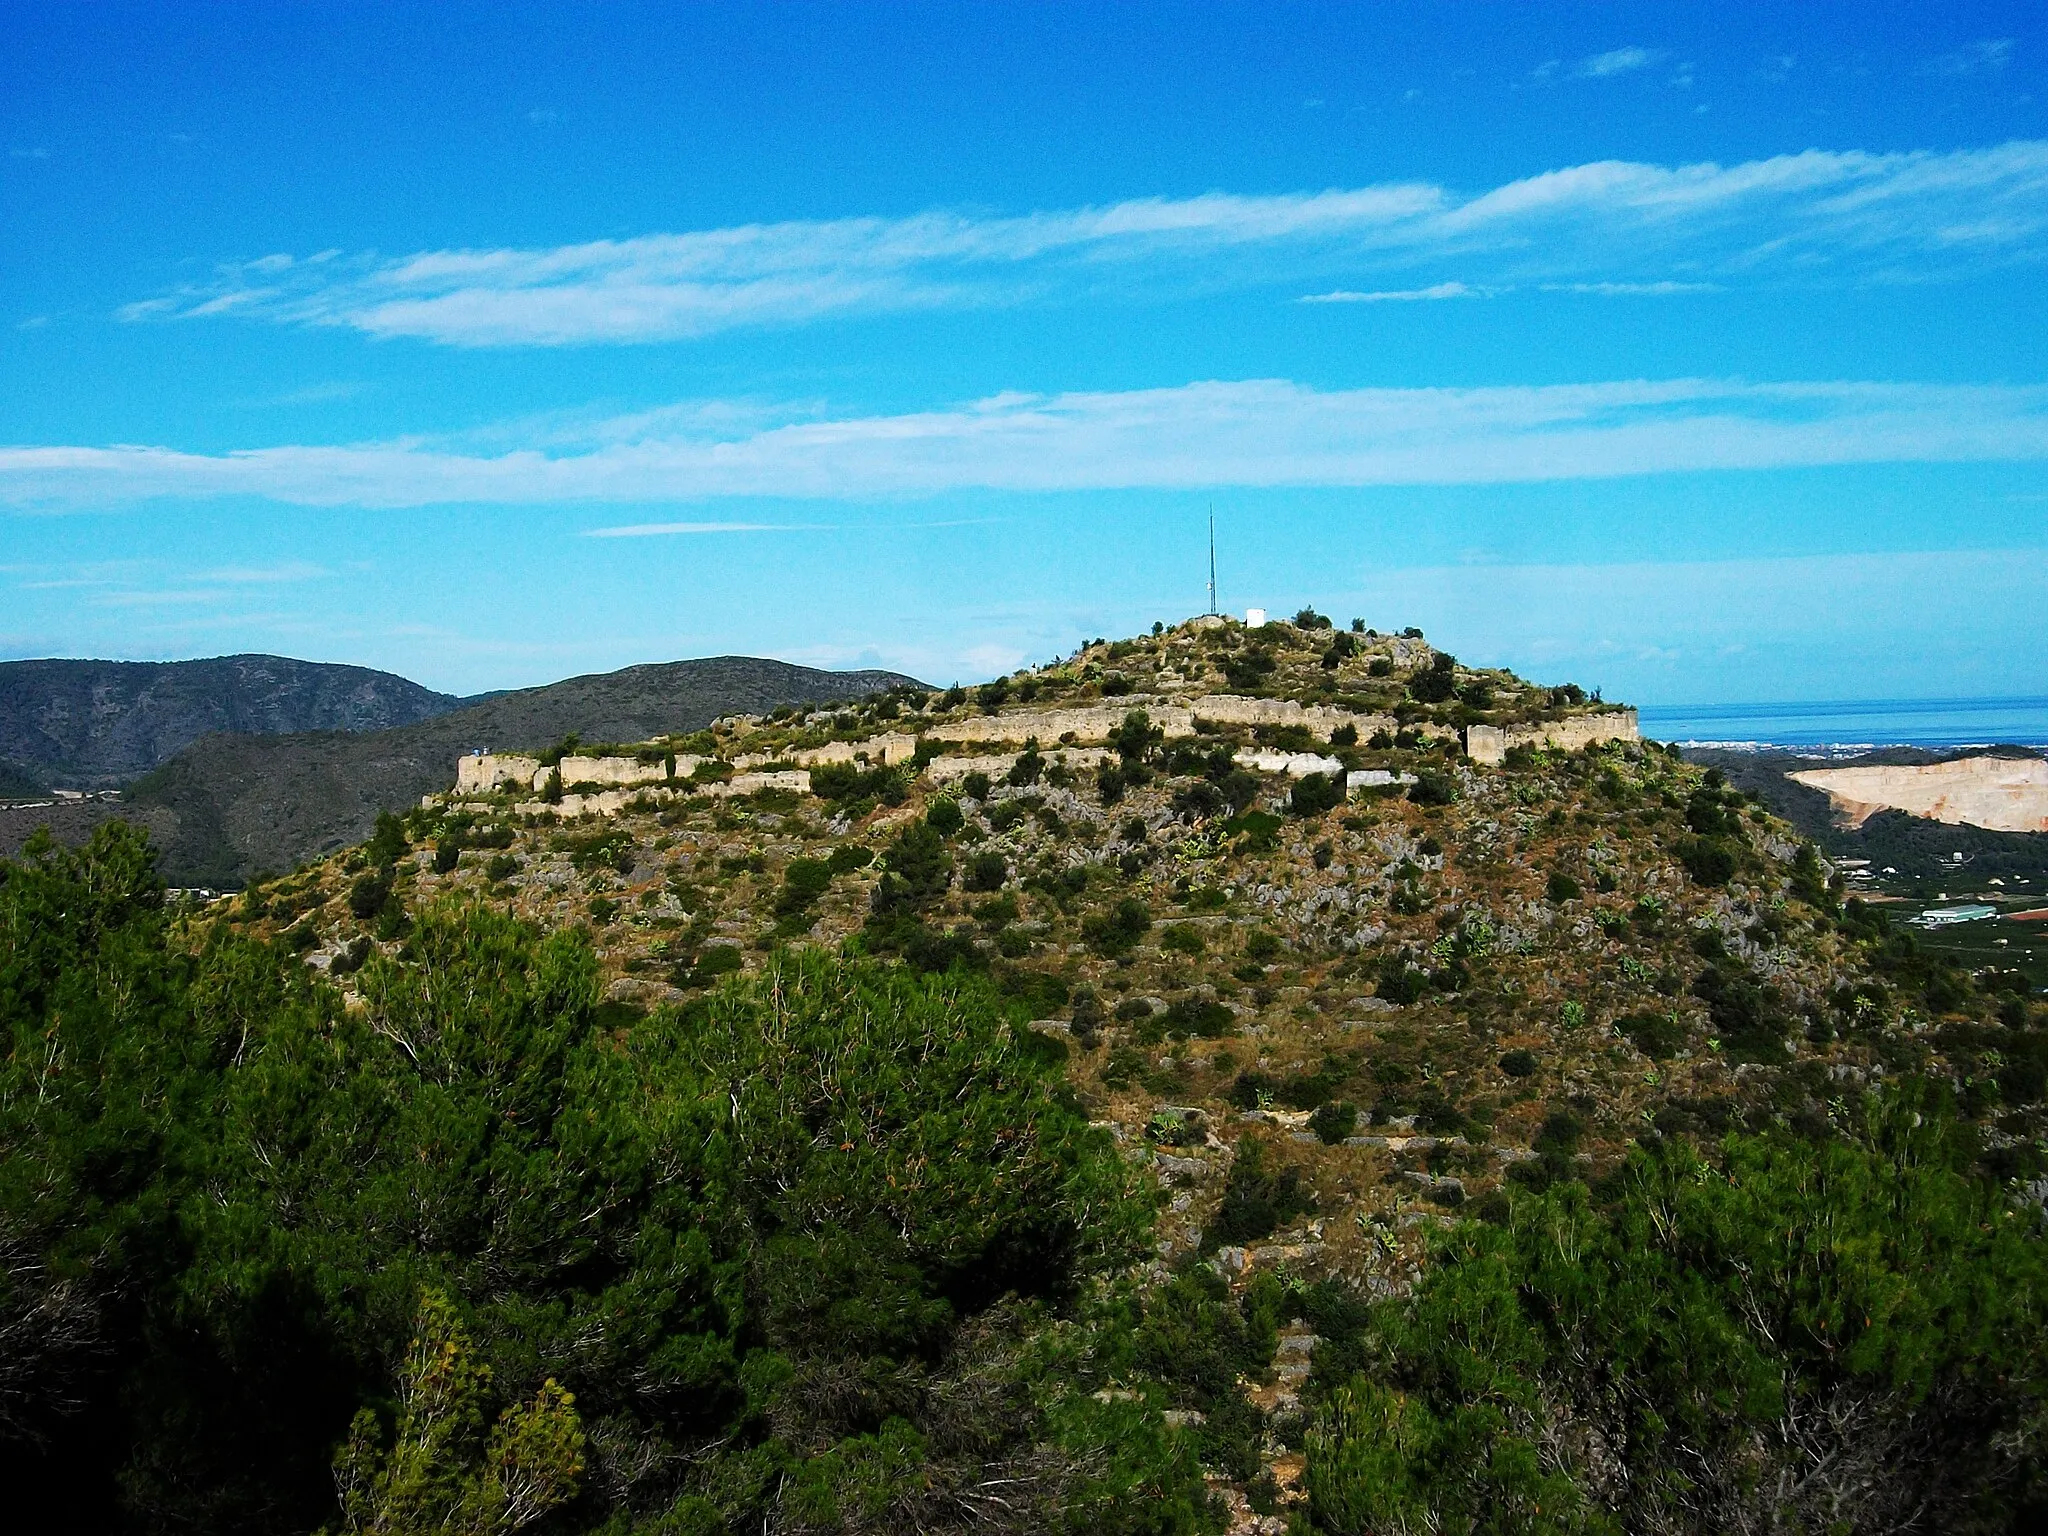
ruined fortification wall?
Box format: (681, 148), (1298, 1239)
(559, 754), (669, 790)
(739, 732), (920, 770)
(924, 747), (1110, 783)
(1190, 695), (1396, 737)
(928, 698), (1195, 745)
(455, 753), (545, 793)
(928, 693), (1396, 748)
(506, 768), (813, 820)
(1464, 710), (1640, 766)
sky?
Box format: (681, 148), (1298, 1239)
(2, 3), (2045, 705)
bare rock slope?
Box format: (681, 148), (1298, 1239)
(1790, 752), (2048, 833)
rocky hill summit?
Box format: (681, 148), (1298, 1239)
(211, 610), (2045, 1530)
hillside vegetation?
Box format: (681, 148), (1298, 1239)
(4, 613), (2044, 1535)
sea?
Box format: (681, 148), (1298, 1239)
(1637, 696), (2048, 756)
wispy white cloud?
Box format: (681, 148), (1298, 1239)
(1925, 39), (2015, 77)
(1300, 281), (1480, 303)
(5, 376), (2048, 510)
(196, 560), (331, 583)
(1541, 280), (1718, 295)
(583, 520), (827, 538)
(94, 588), (233, 608)
(1575, 47), (1667, 79)
(117, 143), (2048, 346)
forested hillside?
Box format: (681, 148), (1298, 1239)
(4, 614), (2043, 1535)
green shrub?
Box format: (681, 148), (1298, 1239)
(1205, 1139), (1315, 1249)
(1618, 1011), (1685, 1059)
(366, 810), (408, 866)
(1679, 836), (1738, 886)
(1406, 769), (1460, 807)
(1227, 809), (1284, 853)
(961, 851), (1008, 892)
(1161, 997), (1234, 1039)
(348, 868), (393, 921)
(484, 852), (519, 882)
(1377, 957), (1428, 1005)
(1084, 896), (1152, 957)
(1310, 1101), (1360, 1144)
(868, 821), (953, 915)
(776, 857), (834, 916)
(1006, 741), (1046, 787)
(1289, 771), (1345, 818)
(691, 942), (745, 983)
(810, 760), (905, 807)
(1498, 1048), (1539, 1077)
(1159, 924), (1205, 955)
(1547, 871), (1582, 903)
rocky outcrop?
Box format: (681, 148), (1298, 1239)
(1789, 754), (2048, 834)
(1464, 710), (1639, 766)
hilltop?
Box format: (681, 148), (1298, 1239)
(188, 610), (2044, 1529)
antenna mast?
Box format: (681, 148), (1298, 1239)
(1207, 507), (1217, 616)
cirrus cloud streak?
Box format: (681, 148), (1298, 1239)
(118, 142), (2048, 346)
(5, 376), (2048, 510)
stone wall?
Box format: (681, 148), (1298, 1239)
(455, 753), (544, 793)
(559, 754), (670, 790)
(736, 732), (919, 771)
(924, 747), (1110, 783)
(1190, 695), (1396, 738)
(1464, 710), (1640, 766)
(506, 768), (813, 820)
(927, 693), (1396, 748)
(927, 698), (1194, 745)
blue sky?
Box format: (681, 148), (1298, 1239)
(3, 3), (2045, 703)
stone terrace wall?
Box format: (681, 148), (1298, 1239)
(1464, 709), (1639, 766)
(559, 754), (673, 790)
(927, 694), (1395, 748)
(507, 769), (812, 820)
(924, 747), (1110, 783)
(736, 732), (920, 771)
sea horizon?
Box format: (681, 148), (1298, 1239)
(1637, 695), (2048, 753)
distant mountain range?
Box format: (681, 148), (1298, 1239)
(0, 654), (923, 884)
(0, 655), (473, 790)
